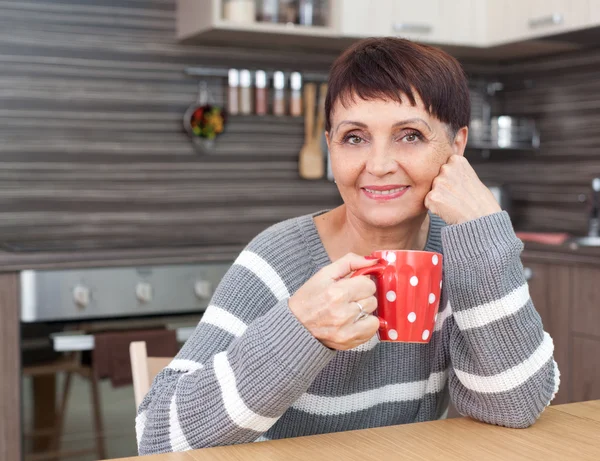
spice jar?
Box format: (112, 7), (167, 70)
(227, 69), (240, 115)
(289, 72), (302, 117)
(273, 71), (286, 116)
(255, 70), (268, 115)
(223, 0), (255, 23)
(239, 69), (252, 115)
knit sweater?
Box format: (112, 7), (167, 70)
(136, 211), (560, 455)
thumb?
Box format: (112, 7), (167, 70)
(320, 252), (378, 281)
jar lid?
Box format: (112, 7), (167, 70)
(255, 70), (267, 88)
(228, 69), (239, 86)
(274, 71), (285, 89)
(290, 72), (302, 90)
(240, 69), (252, 87)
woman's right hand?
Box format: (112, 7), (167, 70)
(288, 253), (380, 351)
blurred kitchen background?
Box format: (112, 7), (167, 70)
(1, 1), (600, 460)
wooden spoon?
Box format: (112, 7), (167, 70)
(298, 83), (324, 180)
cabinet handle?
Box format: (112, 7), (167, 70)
(392, 23), (433, 34)
(523, 267), (533, 281)
(528, 13), (564, 29)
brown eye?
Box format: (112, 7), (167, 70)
(343, 134), (364, 145)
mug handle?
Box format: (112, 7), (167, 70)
(351, 263), (388, 330)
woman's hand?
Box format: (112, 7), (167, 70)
(288, 253), (380, 351)
(425, 155), (502, 225)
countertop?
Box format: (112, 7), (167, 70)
(0, 244), (243, 272)
(0, 240), (600, 272)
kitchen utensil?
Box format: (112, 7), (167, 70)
(183, 81), (227, 152)
(352, 250), (443, 343)
(298, 83), (325, 179)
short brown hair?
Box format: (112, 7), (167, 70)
(325, 37), (470, 137)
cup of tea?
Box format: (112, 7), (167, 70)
(352, 250), (443, 343)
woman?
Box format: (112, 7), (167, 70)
(136, 37), (559, 455)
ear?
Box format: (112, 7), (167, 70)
(325, 131), (331, 150)
(452, 126), (469, 157)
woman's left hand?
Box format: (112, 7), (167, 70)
(424, 155), (502, 225)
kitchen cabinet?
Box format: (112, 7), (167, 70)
(177, 0), (339, 46)
(338, 0), (485, 47)
(521, 256), (600, 405)
(487, 0), (593, 46)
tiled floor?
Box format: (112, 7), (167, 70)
(23, 373), (138, 460)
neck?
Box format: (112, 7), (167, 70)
(316, 205), (430, 261)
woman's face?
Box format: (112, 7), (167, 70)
(326, 93), (468, 228)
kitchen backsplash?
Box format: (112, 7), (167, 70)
(0, 0), (598, 251)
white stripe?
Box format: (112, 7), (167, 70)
(167, 359), (204, 373)
(453, 332), (555, 394)
(453, 284), (531, 330)
(235, 251), (290, 300)
(350, 334), (380, 352)
(550, 359), (561, 403)
(201, 305), (248, 337)
(135, 410), (147, 449)
(434, 301), (453, 332)
(291, 371), (448, 416)
(169, 394), (193, 452)
(213, 351), (279, 432)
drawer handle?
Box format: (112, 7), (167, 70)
(528, 13), (563, 29)
(392, 23), (433, 34)
(523, 267), (533, 281)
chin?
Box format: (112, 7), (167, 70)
(356, 205), (423, 228)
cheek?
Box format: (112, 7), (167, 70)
(331, 151), (363, 186)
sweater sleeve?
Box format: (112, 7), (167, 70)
(440, 211), (560, 428)
(135, 232), (335, 454)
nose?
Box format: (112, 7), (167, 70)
(365, 140), (399, 177)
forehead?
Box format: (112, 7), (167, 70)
(330, 92), (435, 130)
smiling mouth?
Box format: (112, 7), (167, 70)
(363, 186), (408, 195)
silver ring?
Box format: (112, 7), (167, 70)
(353, 301), (369, 323)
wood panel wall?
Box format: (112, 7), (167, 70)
(1, 0), (598, 251)
(0, 0), (342, 251)
(469, 48), (600, 236)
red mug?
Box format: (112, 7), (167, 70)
(352, 250), (443, 343)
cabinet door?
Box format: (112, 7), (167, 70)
(338, 0), (393, 37)
(572, 337), (600, 402)
(521, 260), (570, 404)
(488, 0), (592, 45)
(389, 1), (442, 44)
(438, 0), (487, 46)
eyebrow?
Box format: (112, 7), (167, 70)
(334, 118), (432, 134)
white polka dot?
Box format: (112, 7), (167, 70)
(386, 252), (397, 263)
(422, 330), (430, 341)
(388, 329), (398, 340)
(407, 312), (416, 323)
(410, 276), (419, 286)
(429, 293), (436, 304)
(432, 254), (439, 265)
(386, 291), (397, 302)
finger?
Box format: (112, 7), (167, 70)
(334, 275), (377, 301)
(320, 252), (377, 281)
(354, 295), (378, 314)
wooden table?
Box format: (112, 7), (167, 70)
(109, 401), (600, 461)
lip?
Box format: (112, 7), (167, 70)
(361, 185), (410, 201)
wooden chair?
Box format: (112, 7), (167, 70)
(22, 352), (106, 461)
(129, 341), (173, 408)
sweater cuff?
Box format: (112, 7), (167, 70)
(258, 299), (336, 379)
(441, 211), (522, 264)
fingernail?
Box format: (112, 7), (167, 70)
(365, 256), (378, 260)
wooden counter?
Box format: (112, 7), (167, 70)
(108, 401), (600, 461)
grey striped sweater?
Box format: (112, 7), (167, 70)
(136, 211), (560, 455)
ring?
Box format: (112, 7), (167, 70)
(353, 301), (370, 323)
